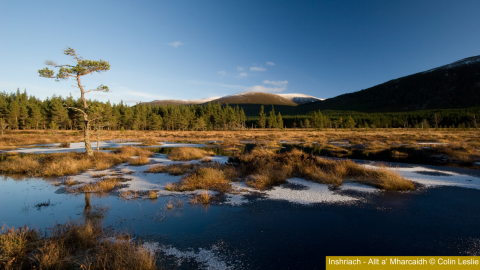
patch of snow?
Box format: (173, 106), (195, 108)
(183, 97), (221, 104)
(340, 182), (378, 193)
(229, 178), (358, 205)
(423, 55), (480, 73)
(69, 155), (226, 196)
(143, 242), (236, 270)
(6, 141), (206, 154)
(223, 194), (249, 206)
(278, 93), (324, 103)
(364, 164), (480, 190)
(265, 178), (357, 204)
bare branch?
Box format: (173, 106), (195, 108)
(63, 103), (86, 116)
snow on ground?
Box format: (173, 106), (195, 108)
(223, 193), (249, 206)
(277, 93), (324, 103)
(340, 182), (379, 193)
(364, 164), (480, 190)
(263, 178), (357, 204)
(5, 141), (206, 154)
(183, 96), (221, 104)
(227, 179), (359, 206)
(68, 153), (227, 197)
(143, 242), (236, 270)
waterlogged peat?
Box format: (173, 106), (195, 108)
(278, 143), (471, 167)
(1, 160), (480, 269)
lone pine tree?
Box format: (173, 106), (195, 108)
(38, 47), (110, 156)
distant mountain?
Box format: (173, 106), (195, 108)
(277, 93), (324, 104)
(289, 55), (480, 113)
(209, 92), (297, 106)
(144, 92), (324, 106)
(145, 97), (220, 106)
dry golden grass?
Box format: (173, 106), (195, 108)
(169, 167), (231, 192)
(73, 178), (122, 193)
(190, 191), (211, 204)
(128, 154), (150, 165)
(139, 138), (162, 146)
(58, 142), (71, 148)
(0, 225), (40, 265)
(63, 178), (79, 186)
(431, 142), (480, 164)
(167, 147), (214, 161)
(235, 148), (414, 190)
(165, 199), (174, 209)
(0, 129), (479, 151)
(0, 146), (153, 177)
(119, 190), (138, 199)
(147, 163), (198, 175)
(164, 183), (177, 191)
(201, 157), (213, 163)
(148, 190), (157, 199)
(0, 221), (159, 270)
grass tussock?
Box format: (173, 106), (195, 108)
(431, 142), (480, 164)
(73, 178), (123, 193)
(128, 154), (150, 165)
(0, 146), (153, 177)
(167, 147), (214, 161)
(139, 138), (162, 146)
(148, 190), (157, 199)
(63, 178), (79, 186)
(233, 148), (414, 191)
(58, 142), (71, 148)
(190, 191), (211, 204)
(146, 163), (199, 175)
(0, 222), (159, 270)
(168, 167), (230, 192)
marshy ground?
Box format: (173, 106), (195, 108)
(1, 130), (480, 269)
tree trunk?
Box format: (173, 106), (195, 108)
(84, 117), (94, 156)
(95, 127), (100, 152)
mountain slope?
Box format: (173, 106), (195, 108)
(145, 97), (220, 106)
(277, 93), (324, 104)
(207, 92), (297, 106)
(288, 55), (480, 113)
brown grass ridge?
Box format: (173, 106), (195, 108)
(0, 146), (153, 177)
(167, 147), (214, 161)
(234, 148), (414, 190)
(0, 221), (159, 270)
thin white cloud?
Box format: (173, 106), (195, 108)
(168, 41), (184, 48)
(263, 80), (288, 86)
(237, 66), (245, 71)
(218, 71), (226, 76)
(244, 85), (286, 93)
(266, 62), (275, 66)
(239, 72), (248, 77)
(244, 79), (288, 93)
(250, 66), (266, 72)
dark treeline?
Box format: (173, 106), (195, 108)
(0, 89), (246, 131)
(246, 108), (480, 129)
(1, 89), (480, 131)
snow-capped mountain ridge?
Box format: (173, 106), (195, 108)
(183, 97), (221, 103)
(424, 55), (480, 73)
(278, 93), (324, 104)
(147, 92), (324, 106)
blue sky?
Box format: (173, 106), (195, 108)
(1, 0), (480, 104)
